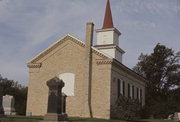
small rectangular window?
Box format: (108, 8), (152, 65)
(137, 87), (141, 102)
(120, 79), (123, 94)
(123, 81), (125, 96)
(128, 84), (130, 98)
(140, 89), (142, 104)
(132, 85), (134, 99)
(117, 79), (121, 98)
(137, 88), (139, 100)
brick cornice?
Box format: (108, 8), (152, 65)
(27, 63), (41, 68)
(96, 60), (113, 65)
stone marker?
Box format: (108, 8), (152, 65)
(0, 86), (4, 117)
(173, 112), (180, 120)
(167, 114), (173, 120)
(40, 77), (68, 122)
(2, 95), (16, 115)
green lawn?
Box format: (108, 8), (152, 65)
(0, 116), (178, 122)
(0, 116), (42, 122)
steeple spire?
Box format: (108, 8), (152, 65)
(102, 0), (114, 29)
(96, 0), (124, 63)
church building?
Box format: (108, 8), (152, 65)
(26, 0), (146, 119)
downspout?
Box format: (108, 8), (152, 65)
(85, 22), (94, 118)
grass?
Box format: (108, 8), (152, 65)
(0, 116), (179, 122)
(0, 116), (42, 122)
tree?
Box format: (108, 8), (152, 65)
(0, 75), (27, 115)
(133, 43), (180, 118)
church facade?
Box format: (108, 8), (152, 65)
(26, 0), (146, 119)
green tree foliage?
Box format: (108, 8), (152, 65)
(111, 95), (141, 121)
(133, 43), (180, 118)
(0, 75), (27, 115)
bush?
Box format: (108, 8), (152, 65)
(111, 95), (142, 121)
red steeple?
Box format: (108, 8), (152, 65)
(102, 0), (114, 29)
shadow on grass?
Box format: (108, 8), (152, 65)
(70, 117), (111, 122)
(2, 115), (43, 120)
(127, 120), (149, 122)
(70, 118), (98, 121)
(71, 119), (88, 121)
(69, 117), (150, 122)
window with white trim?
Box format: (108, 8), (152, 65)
(128, 83), (135, 99)
(117, 79), (121, 98)
(136, 87), (142, 103)
(117, 79), (125, 98)
(132, 85), (134, 99)
(128, 83), (131, 98)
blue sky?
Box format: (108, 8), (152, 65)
(0, 0), (180, 85)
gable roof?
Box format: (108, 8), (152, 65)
(27, 34), (112, 65)
(27, 34), (146, 83)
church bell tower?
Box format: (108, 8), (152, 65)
(95, 0), (125, 63)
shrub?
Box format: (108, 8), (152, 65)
(111, 95), (142, 121)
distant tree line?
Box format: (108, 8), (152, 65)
(0, 75), (27, 115)
(133, 43), (180, 119)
